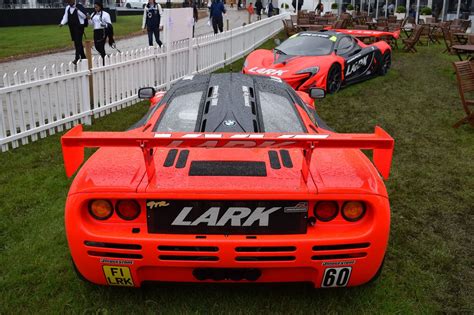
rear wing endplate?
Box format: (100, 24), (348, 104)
(61, 125), (394, 182)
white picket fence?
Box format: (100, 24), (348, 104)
(0, 14), (287, 152)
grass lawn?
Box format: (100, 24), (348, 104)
(0, 36), (473, 313)
(0, 15), (142, 60)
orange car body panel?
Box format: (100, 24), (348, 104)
(62, 83), (394, 288)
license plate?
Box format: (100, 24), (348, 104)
(103, 266), (134, 286)
(146, 200), (308, 235)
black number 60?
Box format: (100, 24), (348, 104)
(321, 267), (352, 287)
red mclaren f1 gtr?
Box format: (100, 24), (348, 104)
(242, 30), (395, 94)
(61, 73), (394, 288)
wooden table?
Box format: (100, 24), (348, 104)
(452, 45), (474, 61)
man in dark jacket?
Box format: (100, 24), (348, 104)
(210, 0), (226, 34)
(59, 0), (88, 64)
(255, 0), (263, 20)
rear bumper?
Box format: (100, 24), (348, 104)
(66, 194), (390, 288)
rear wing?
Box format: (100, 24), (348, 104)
(332, 29), (401, 40)
(61, 125), (394, 182)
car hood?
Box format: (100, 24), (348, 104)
(244, 49), (334, 79)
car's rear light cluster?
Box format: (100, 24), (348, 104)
(88, 199), (141, 221)
(314, 201), (366, 222)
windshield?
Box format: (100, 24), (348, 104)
(276, 33), (334, 56)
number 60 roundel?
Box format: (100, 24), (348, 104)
(321, 267), (352, 288)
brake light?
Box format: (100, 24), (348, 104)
(342, 201), (366, 222)
(314, 201), (338, 222)
(116, 200), (141, 220)
(89, 200), (113, 220)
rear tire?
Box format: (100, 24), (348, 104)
(326, 64), (342, 94)
(378, 52), (391, 76)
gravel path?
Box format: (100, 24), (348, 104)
(0, 8), (259, 78)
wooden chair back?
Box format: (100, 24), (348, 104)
(441, 26), (454, 53)
(403, 25), (424, 52)
(452, 60), (474, 127)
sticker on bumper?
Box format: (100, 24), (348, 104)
(103, 266), (134, 286)
(321, 267), (352, 288)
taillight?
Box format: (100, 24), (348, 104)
(342, 201), (366, 222)
(314, 201), (338, 222)
(89, 199), (113, 220)
(116, 200), (141, 220)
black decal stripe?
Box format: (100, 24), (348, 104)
(163, 149), (178, 167)
(175, 150), (189, 169)
(268, 151), (281, 169)
(189, 161), (267, 176)
(280, 150), (293, 168)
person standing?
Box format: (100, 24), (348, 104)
(59, 0), (88, 64)
(255, 0), (263, 20)
(247, 1), (254, 22)
(142, 0), (163, 47)
(210, 0), (226, 34)
(188, 0), (199, 37)
(267, 1), (273, 16)
(315, 1), (323, 15)
(90, 1), (111, 60)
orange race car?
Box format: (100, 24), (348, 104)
(61, 73), (394, 288)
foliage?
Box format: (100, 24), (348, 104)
(421, 6), (432, 15)
(331, 2), (338, 9)
(396, 5), (406, 13)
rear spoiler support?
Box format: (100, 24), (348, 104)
(61, 125), (394, 182)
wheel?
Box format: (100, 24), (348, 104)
(378, 51), (391, 76)
(326, 64), (342, 94)
(125, 3), (131, 8)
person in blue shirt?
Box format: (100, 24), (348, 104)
(210, 0), (226, 34)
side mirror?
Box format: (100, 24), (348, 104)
(309, 88), (326, 99)
(138, 87), (156, 99)
(274, 38), (281, 46)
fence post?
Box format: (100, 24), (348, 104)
(81, 61), (92, 125)
(85, 40), (94, 107)
(226, 18), (230, 31)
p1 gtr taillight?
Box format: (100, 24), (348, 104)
(116, 200), (141, 220)
(89, 199), (113, 220)
(342, 201), (366, 222)
(314, 201), (338, 222)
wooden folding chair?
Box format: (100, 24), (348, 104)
(402, 25), (423, 52)
(282, 19), (297, 37)
(441, 26), (457, 54)
(452, 61), (474, 128)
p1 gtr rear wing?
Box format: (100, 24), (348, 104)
(61, 125), (394, 182)
(332, 29), (401, 40)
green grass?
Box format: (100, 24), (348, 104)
(0, 15), (142, 60)
(1, 37), (473, 313)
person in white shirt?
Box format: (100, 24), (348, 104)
(90, 1), (112, 60)
(142, 0), (163, 47)
(59, 0), (88, 64)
